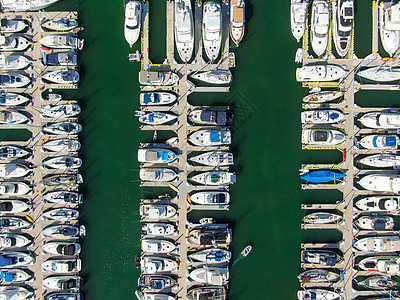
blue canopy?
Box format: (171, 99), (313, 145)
(143, 93), (159, 104)
(301, 170), (346, 183)
(210, 132), (220, 143)
(385, 136), (397, 147)
(0, 256), (12, 267)
(329, 112), (339, 120)
(0, 271), (13, 282)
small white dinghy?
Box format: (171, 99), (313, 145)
(42, 138), (81, 152)
(302, 128), (346, 145)
(142, 222), (177, 236)
(43, 191), (82, 205)
(190, 191), (230, 205)
(139, 168), (177, 182)
(0, 234), (31, 249)
(0, 35), (30, 52)
(40, 35), (84, 50)
(42, 258), (81, 273)
(135, 111), (178, 125)
(0, 55), (30, 70)
(189, 151), (233, 166)
(0, 93), (30, 106)
(41, 104), (81, 119)
(139, 204), (177, 219)
(0, 146), (29, 161)
(190, 171), (236, 186)
(355, 196), (400, 212)
(141, 239), (177, 254)
(42, 122), (82, 135)
(358, 67), (400, 82)
(191, 70), (232, 84)
(189, 266), (229, 285)
(140, 92), (177, 106)
(43, 208), (79, 221)
(301, 110), (345, 124)
(0, 163), (30, 178)
(303, 90), (344, 103)
(359, 154), (400, 168)
(0, 182), (30, 196)
(359, 135), (400, 150)
(303, 212), (342, 224)
(0, 200), (30, 213)
(43, 156), (82, 170)
(0, 74), (30, 88)
(124, 1), (142, 47)
(188, 248), (231, 264)
(188, 129), (231, 146)
(42, 69), (79, 84)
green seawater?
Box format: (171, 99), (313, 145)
(32, 0), (380, 299)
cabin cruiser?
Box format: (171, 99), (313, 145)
(0, 252), (33, 267)
(302, 250), (343, 266)
(230, 0), (245, 46)
(188, 248), (231, 264)
(358, 256), (400, 275)
(43, 275), (81, 290)
(42, 225), (81, 238)
(0, 234), (31, 249)
(141, 239), (176, 254)
(140, 256), (178, 274)
(0, 110), (30, 124)
(138, 274), (177, 290)
(191, 70), (232, 84)
(41, 18), (78, 32)
(42, 242), (81, 256)
(301, 170), (346, 183)
(140, 204), (177, 219)
(354, 236), (400, 253)
(303, 90), (344, 103)
(174, 0), (194, 62)
(0, 286), (32, 299)
(0, 74), (30, 88)
(42, 138), (81, 152)
(42, 69), (80, 84)
(140, 92), (176, 106)
(124, 1), (142, 47)
(358, 275), (398, 289)
(135, 291), (175, 300)
(297, 64), (347, 82)
(43, 174), (83, 187)
(359, 154), (400, 168)
(298, 269), (340, 283)
(291, 0), (308, 42)
(189, 151), (233, 166)
(355, 215), (394, 230)
(42, 258), (81, 273)
(0, 18), (27, 33)
(40, 35), (84, 50)
(0, 93), (30, 106)
(0, 35), (30, 52)
(139, 168), (177, 182)
(142, 222), (177, 236)
(332, 0), (354, 57)
(137, 147), (178, 163)
(42, 122), (82, 135)
(0, 269), (31, 283)
(0, 182), (30, 196)
(43, 208), (79, 221)
(43, 156), (82, 170)
(42, 52), (77, 66)
(302, 128), (346, 145)
(189, 266), (229, 285)
(188, 128), (231, 146)
(187, 287), (226, 300)
(136, 111), (178, 125)
(0, 200), (30, 213)
(0, 163), (30, 178)
(0, 217), (31, 230)
(358, 67), (400, 82)
(190, 171), (236, 186)
(303, 212), (342, 224)
(311, 0), (330, 57)
(360, 135), (400, 150)
(360, 112), (400, 129)
(43, 191), (82, 205)
(187, 228), (232, 246)
(202, 1), (222, 61)
(0, 55), (30, 70)
(0, 146), (29, 161)
(380, 2), (400, 57)
(45, 293), (83, 300)
(41, 104), (81, 119)
(0, 0), (60, 11)
(190, 191), (230, 205)
(298, 289), (340, 300)
(139, 71), (179, 86)
(188, 107), (234, 126)
(301, 110), (345, 124)
(359, 174), (400, 193)
(355, 196), (400, 212)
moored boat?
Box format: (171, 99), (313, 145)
(43, 173), (83, 187)
(303, 90), (344, 103)
(40, 35), (84, 50)
(298, 269), (340, 283)
(0, 200), (30, 213)
(188, 266), (229, 285)
(141, 222), (177, 236)
(188, 128), (231, 146)
(0, 146), (29, 161)
(358, 275), (398, 289)
(124, 1), (142, 47)
(379, 2), (400, 57)
(42, 69), (79, 84)
(0, 163), (30, 178)
(138, 274), (177, 290)
(141, 239), (176, 254)
(42, 52), (77, 66)
(42, 241), (81, 256)
(139, 71), (179, 86)
(136, 111), (178, 125)
(0, 74), (30, 88)
(43, 208), (79, 221)
(41, 104), (81, 119)
(355, 215), (394, 230)
(301, 110), (345, 124)
(0, 252), (33, 267)
(43, 191), (82, 205)
(42, 225), (81, 238)
(332, 0), (354, 57)
(190, 191), (230, 205)
(0, 234), (31, 249)
(187, 286), (226, 300)
(140, 256), (178, 274)
(174, 0), (194, 62)
(188, 106), (233, 126)
(135, 291), (175, 300)
(0, 54), (30, 70)
(0, 93), (30, 106)
(360, 135), (400, 150)
(297, 289), (340, 300)
(0, 18), (27, 33)
(358, 67), (400, 82)
(140, 92), (177, 106)
(0, 182), (30, 196)
(310, 0), (330, 57)
(190, 171), (236, 186)
(355, 196), (400, 212)
(139, 204), (177, 219)
(302, 128), (346, 145)
(354, 236), (400, 253)
(188, 248), (231, 264)
(190, 70), (232, 84)
(301, 170), (346, 183)
(0, 0), (60, 11)
(189, 151), (233, 166)
(291, 0), (308, 42)
(139, 168), (177, 182)
(230, 0), (245, 46)
(302, 249), (343, 266)
(42, 122), (82, 135)
(43, 275), (81, 290)
(42, 258), (81, 273)
(0, 286), (32, 299)
(303, 212), (342, 224)
(0, 35), (30, 52)
(202, 1), (222, 61)
(0, 110), (30, 124)
(43, 156), (82, 170)
(42, 138), (81, 152)
(358, 256), (400, 275)
(359, 154), (400, 168)
(44, 293), (83, 300)
(41, 18), (78, 31)
(360, 112), (400, 129)
(359, 174), (400, 193)
(137, 147), (178, 163)
(0, 217), (31, 230)
(187, 228), (232, 246)
(0, 269), (31, 283)
(296, 64), (347, 82)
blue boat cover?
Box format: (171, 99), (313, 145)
(385, 136), (397, 147)
(330, 112), (339, 120)
(301, 170), (346, 183)
(0, 271), (13, 282)
(210, 132), (220, 143)
(0, 256), (12, 267)
(143, 93), (159, 104)
(160, 151), (170, 162)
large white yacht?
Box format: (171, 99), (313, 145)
(358, 66), (400, 82)
(124, 1), (142, 47)
(332, 0), (354, 57)
(310, 0), (330, 57)
(296, 64), (347, 82)
(174, 0), (194, 62)
(359, 112), (400, 129)
(359, 174), (400, 193)
(202, 1), (222, 61)
(359, 154), (400, 168)
(230, 0), (245, 46)
(0, 0), (59, 11)
(291, 0), (308, 42)
(380, 2), (400, 57)
(354, 236), (400, 253)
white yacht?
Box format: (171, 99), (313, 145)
(135, 291), (175, 300)
(140, 92), (177, 106)
(0, 55), (30, 70)
(188, 129), (231, 146)
(0, 35), (30, 52)
(298, 290), (340, 300)
(0, 18), (27, 33)
(0, 286), (32, 299)
(202, 1), (222, 61)
(189, 248), (231, 265)
(0, 74), (30, 88)
(0, 110), (29, 124)
(43, 275), (81, 290)
(42, 52), (77, 66)
(139, 204), (177, 219)
(360, 135), (400, 150)
(296, 64), (347, 82)
(142, 223), (177, 236)
(189, 151), (233, 166)
(137, 147), (178, 163)
(358, 66), (400, 82)
(359, 174), (400, 193)
(301, 110), (345, 124)
(0, 146), (29, 161)
(0, 234), (30, 249)
(298, 269), (340, 284)
(174, 0), (194, 62)
(189, 266), (229, 285)
(359, 154), (400, 168)
(0, 0), (60, 11)
(360, 112), (400, 129)
(42, 225), (81, 238)
(42, 258), (81, 273)
(380, 2), (400, 57)
(0, 217), (31, 230)
(190, 191), (230, 205)
(43, 208), (79, 221)
(355, 196), (400, 212)
(41, 104), (81, 119)
(139, 71), (179, 86)
(311, 0), (330, 57)
(42, 138), (81, 152)
(40, 35), (84, 50)
(0, 269), (30, 282)
(136, 111), (178, 125)
(190, 171), (236, 186)
(0, 93), (30, 106)
(303, 90), (344, 103)
(139, 168), (177, 182)
(302, 128), (346, 145)
(0, 200), (30, 213)
(42, 69), (79, 84)
(43, 156), (82, 170)
(0, 182), (30, 196)
(124, 1), (142, 47)
(140, 256), (178, 274)
(291, 0), (308, 42)
(42, 122), (82, 135)
(356, 215), (394, 230)
(230, 0), (245, 46)
(141, 239), (176, 254)
(332, 0), (354, 57)
(359, 256), (400, 275)
(303, 212), (342, 224)
(354, 236), (400, 253)
(42, 241), (81, 256)
(0, 163), (30, 178)
(191, 70), (232, 84)
(41, 18), (78, 32)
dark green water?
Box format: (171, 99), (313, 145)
(34, 0), (377, 299)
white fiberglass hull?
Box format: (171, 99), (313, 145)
(0, 36), (30, 52)
(189, 151), (233, 166)
(139, 92), (177, 106)
(359, 154), (400, 168)
(291, 0), (307, 42)
(42, 138), (81, 152)
(358, 67), (400, 82)
(297, 64), (347, 82)
(355, 196), (400, 212)
(175, 0), (194, 62)
(310, 0), (330, 57)
(202, 1), (222, 61)
(359, 174), (400, 193)
(303, 90), (344, 103)
(41, 104), (81, 119)
(124, 1), (142, 47)
(332, 0), (354, 57)
(380, 2), (400, 57)
(301, 110), (345, 124)
(302, 129), (346, 145)
(360, 135), (400, 150)
(188, 129), (231, 146)
(191, 70), (232, 84)
(0, 55), (30, 70)
(1, 0), (60, 11)
(141, 239), (176, 254)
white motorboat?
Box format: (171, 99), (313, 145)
(189, 266), (229, 285)
(332, 0), (354, 57)
(0, 110), (29, 124)
(188, 228), (232, 246)
(0, 217), (31, 230)
(297, 64), (347, 82)
(354, 236), (400, 253)
(42, 258), (81, 273)
(360, 112), (400, 129)
(42, 138), (81, 152)
(43, 173), (83, 187)
(359, 174), (400, 193)
(142, 222), (177, 236)
(42, 225), (81, 238)
(43, 208), (79, 221)
(138, 274), (177, 291)
(0, 252), (33, 267)
(139, 71), (179, 86)
(301, 110), (345, 124)
(41, 104), (81, 119)
(297, 290), (340, 300)
(189, 151), (233, 166)
(190, 191), (230, 205)
(42, 52), (77, 66)
(41, 18), (78, 32)
(357, 275), (398, 290)
(43, 191), (82, 205)
(135, 291), (175, 300)
(0, 146), (29, 161)
(302, 128), (346, 145)
(140, 204), (177, 219)
(42, 122), (82, 135)
(174, 0), (194, 62)
(0, 200), (30, 213)
(141, 239), (176, 254)
(188, 106), (234, 126)
(0, 163), (30, 178)
(202, 1), (222, 61)
(137, 147), (178, 163)
(0, 74), (30, 88)
(0, 18), (27, 33)
(124, 1), (142, 47)
(310, 0), (330, 57)
(0, 0), (60, 11)
(356, 196), (400, 212)
(0, 35), (30, 52)
(0, 269), (31, 283)
(291, 0), (308, 42)
(298, 269), (341, 284)
(360, 135), (400, 150)
(0, 286), (32, 299)
(40, 35), (84, 50)
(359, 256), (400, 275)
(380, 2), (400, 57)
(42, 242), (81, 256)
(187, 287), (226, 300)
(139, 168), (177, 182)
(358, 67), (400, 82)
(43, 156), (82, 170)
(0, 234), (31, 249)
(0, 182), (30, 196)
(0, 55), (30, 70)
(191, 70), (232, 84)
(230, 0), (245, 46)
(136, 111), (178, 125)
(42, 69), (79, 84)
(43, 275), (81, 290)
(188, 129), (231, 146)
(302, 249), (342, 266)
(303, 90), (344, 103)
(359, 154), (400, 168)
(188, 248), (231, 264)
(303, 212), (342, 224)
(45, 293), (82, 300)
(355, 215), (394, 230)
(140, 256), (178, 274)
(140, 92), (177, 106)
(190, 171), (236, 186)
(0, 93), (30, 106)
